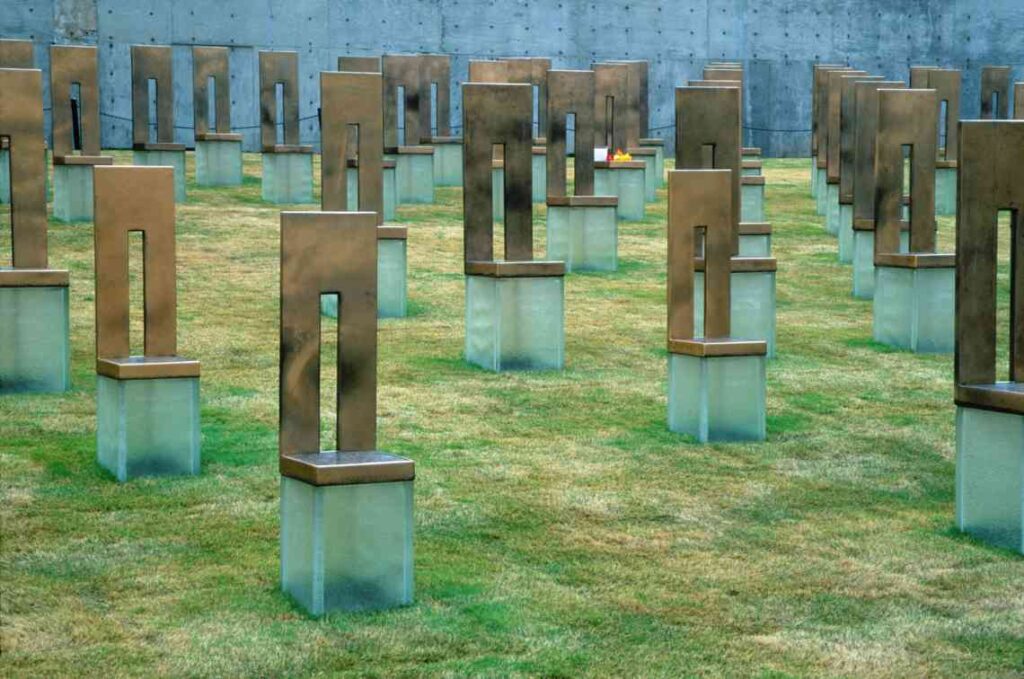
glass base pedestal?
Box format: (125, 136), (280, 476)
(196, 139), (243, 187)
(262, 152), (314, 204)
(0, 284), (70, 394)
(872, 265), (954, 353)
(668, 353), (767, 443)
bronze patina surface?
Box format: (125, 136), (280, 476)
(338, 56), (380, 73)
(50, 45), (110, 164)
(667, 169), (766, 358)
(980, 66), (1012, 120)
(611, 60), (650, 137)
(0, 39), (33, 67)
(131, 45), (183, 151)
(505, 58), (551, 136)
(911, 67), (961, 163)
(468, 60), (510, 83)
(1015, 83), (1023, 120)
(0, 67), (61, 283)
(811, 64), (846, 156)
(954, 120), (1024, 415)
(815, 66), (852, 168)
(193, 46), (239, 141)
(826, 69), (867, 183)
(382, 55), (423, 148)
(675, 86), (741, 254)
(278, 211), (384, 471)
(420, 54), (452, 138)
(852, 80), (905, 230)
(259, 51), (310, 153)
(545, 69), (597, 198)
(463, 82), (563, 276)
(839, 74), (884, 204)
(93, 166), (196, 379)
(594, 62), (639, 150)
(873, 88), (940, 262)
(320, 71), (383, 222)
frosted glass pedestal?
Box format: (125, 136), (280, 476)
(695, 270), (777, 357)
(432, 140), (463, 186)
(595, 166), (645, 221)
(280, 474), (414, 615)
(825, 183), (840, 235)
(53, 164), (95, 222)
(532, 152), (546, 203)
(96, 375), (200, 482)
(196, 139), (243, 186)
(134, 149), (186, 202)
(739, 234), (771, 257)
(386, 151), (434, 204)
(0, 285), (70, 393)
(545, 202), (618, 272)
(956, 406), (1023, 553)
(837, 204), (854, 264)
(852, 230), (910, 299)
(668, 353), (766, 443)
(741, 180), (765, 222)
(262, 152), (314, 204)
(815, 168), (827, 214)
(321, 239), (407, 319)
(873, 265), (954, 353)
(465, 274), (565, 371)
(935, 166), (956, 216)
(638, 140), (664, 187)
(347, 166), (397, 221)
(630, 150), (657, 202)
(811, 158), (820, 198)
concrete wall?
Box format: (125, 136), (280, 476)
(5, 0), (1022, 156)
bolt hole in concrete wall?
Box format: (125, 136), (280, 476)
(14, 0), (1024, 156)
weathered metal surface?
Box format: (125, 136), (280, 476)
(814, 65), (852, 167)
(545, 69), (596, 198)
(462, 82), (535, 267)
(50, 45), (109, 162)
(93, 166), (195, 377)
(279, 210), (378, 461)
(321, 71), (383, 223)
(911, 67), (961, 163)
(954, 120), (1024, 415)
(852, 80), (905, 229)
(980, 66), (1012, 120)
(0, 39), (33, 67)
(131, 45), (182, 149)
(873, 88), (938, 259)
(839, 74), (884, 203)
(594, 62), (639, 150)
(259, 50), (308, 151)
(193, 46), (236, 139)
(0, 67), (49, 272)
(826, 69), (867, 183)
(674, 85), (741, 254)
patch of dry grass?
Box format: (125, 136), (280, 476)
(1, 154), (1021, 678)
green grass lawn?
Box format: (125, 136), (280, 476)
(1, 154), (1021, 678)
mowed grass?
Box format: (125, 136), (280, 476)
(1, 154), (1022, 678)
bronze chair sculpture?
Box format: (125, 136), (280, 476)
(980, 66), (1011, 120)
(463, 82), (565, 371)
(666, 169), (767, 442)
(49, 44), (113, 222)
(824, 68), (867, 235)
(810, 64), (848, 203)
(259, 50), (314, 204)
(911, 67), (961, 215)
(836, 73), (885, 263)
(0, 39), (36, 206)
(193, 46), (243, 186)
(871, 88), (954, 353)
(381, 54), (437, 203)
(591, 62), (648, 220)
(544, 69), (619, 272)
(131, 45), (187, 202)
(279, 210), (414, 614)
(953, 119), (1023, 554)
(93, 166), (200, 481)
(0, 67), (70, 394)
(320, 70), (408, 319)
(850, 79), (907, 299)
(676, 85), (779, 357)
